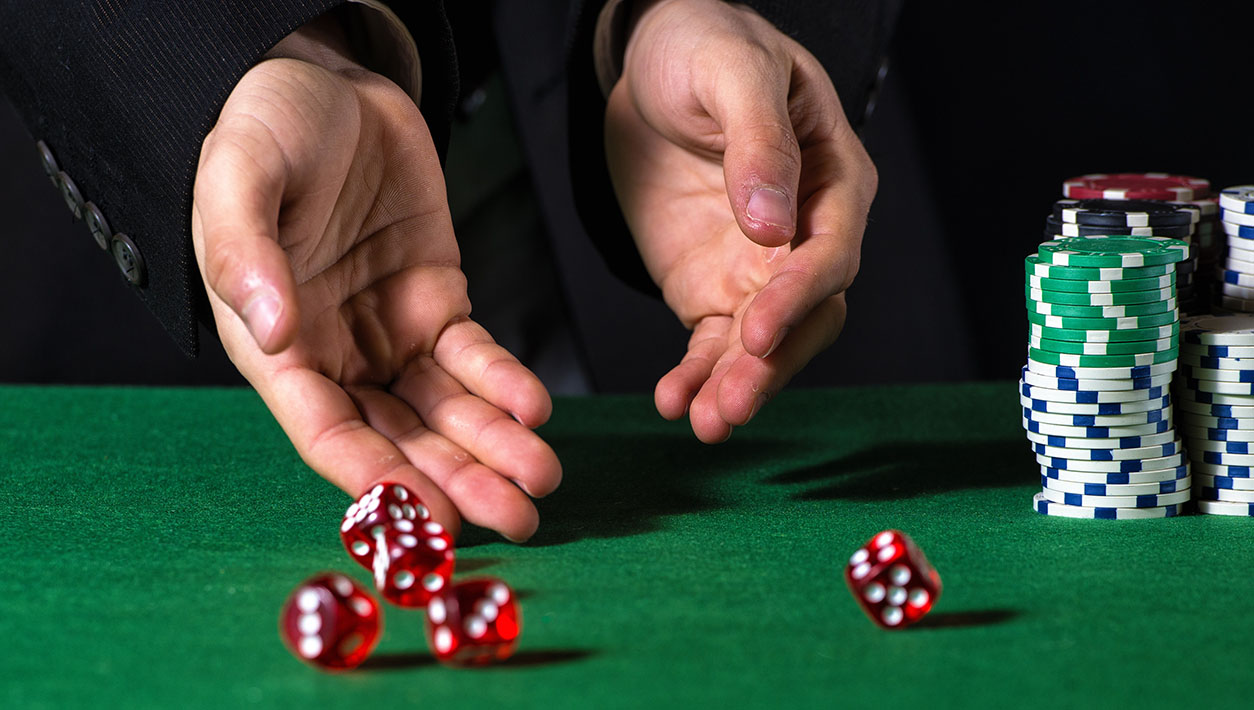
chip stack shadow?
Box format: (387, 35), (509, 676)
(1023, 235), (1191, 519)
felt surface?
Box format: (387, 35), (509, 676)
(1, 383), (1251, 709)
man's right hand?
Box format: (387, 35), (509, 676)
(190, 21), (561, 542)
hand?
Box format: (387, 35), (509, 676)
(605, 0), (878, 442)
(190, 19), (560, 541)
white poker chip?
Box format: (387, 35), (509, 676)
(1175, 399), (1254, 417)
(1218, 186), (1254, 215)
(1223, 208), (1254, 227)
(1195, 499), (1254, 516)
(1178, 413), (1254, 431)
(1181, 364), (1254, 382)
(1196, 486), (1254, 503)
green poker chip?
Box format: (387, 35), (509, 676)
(1023, 254), (1174, 281)
(1027, 273), (1175, 294)
(1027, 346), (1179, 368)
(1025, 286), (1175, 306)
(1028, 335), (1176, 356)
(1026, 309), (1179, 331)
(1036, 236), (1190, 268)
(1026, 297), (1177, 318)
(1028, 321), (1179, 343)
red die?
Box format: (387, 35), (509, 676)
(844, 530), (941, 629)
(279, 573), (381, 670)
(425, 578), (522, 666)
(340, 482), (430, 569)
(371, 519), (456, 607)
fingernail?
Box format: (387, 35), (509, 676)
(241, 290), (281, 348)
(747, 396), (767, 423)
(747, 187), (792, 229)
(763, 327), (789, 358)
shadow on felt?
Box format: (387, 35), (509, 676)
(766, 438), (1032, 501)
(359, 648), (594, 671)
(503, 432), (795, 548)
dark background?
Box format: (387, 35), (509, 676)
(1, 2), (1250, 392)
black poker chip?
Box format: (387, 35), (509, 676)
(1053, 198), (1199, 228)
(1043, 215), (1193, 239)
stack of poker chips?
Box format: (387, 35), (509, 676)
(1217, 186), (1254, 311)
(1047, 198), (1202, 310)
(1175, 314), (1254, 516)
(1061, 173), (1214, 313)
(1022, 235), (1192, 519)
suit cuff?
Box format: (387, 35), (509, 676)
(593, 0), (632, 96)
(345, 0), (423, 103)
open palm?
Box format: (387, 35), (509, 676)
(606, 0), (878, 442)
(191, 57), (559, 541)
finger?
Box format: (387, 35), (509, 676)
(249, 364), (463, 539)
(655, 316), (732, 421)
(719, 293), (847, 426)
(392, 356), (563, 500)
(347, 386), (540, 542)
(433, 318), (553, 428)
(193, 125), (300, 354)
(739, 140), (871, 357)
(687, 349), (739, 444)
(704, 51), (801, 248)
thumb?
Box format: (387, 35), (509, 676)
(192, 127), (300, 354)
(709, 63), (801, 248)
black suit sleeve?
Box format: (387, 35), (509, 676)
(0, 0), (457, 358)
(567, 0), (902, 296)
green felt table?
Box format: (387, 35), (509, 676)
(2, 382), (1252, 709)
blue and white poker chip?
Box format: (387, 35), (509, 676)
(1175, 399), (1254, 417)
(1222, 208), (1254, 228)
(1182, 314), (1254, 345)
(1189, 449), (1254, 466)
(1219, 186), (1254, 215)
(1040, 464), (1189, 485)
(1195, 499), (1254, 516)
(1196, 486), (1254, 503)
(1040, 475), (1190, 496)
(1024, 429), (1177, 450)
(1190, 460), (1254, 478)
(1182, 377), (1254, 396)
(1023, 407), (1168, 427)
(1031, 439), (1182, 461)
(1020, 392), (1170, 414)
(1221, 221), (1254, 238)
(1180, 364), (1254, 382)
(1174, 388), (1254, 406)
(1178, 413), (1254, 431)
(1021, 416), (1172, 438)
(1035, 451), (1184, 473)
(1193, 472), (1254, 491)
(1033, 493), (1183, 519)
(1037, 487), (1190, 509)
(1026, 358), (1177, 381)
(1179, 425), (1254, 442)
(1021, 366), (1172, 392)
(1020, 380), (1168, 403)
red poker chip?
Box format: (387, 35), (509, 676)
(1062, 173), (1211, 201)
